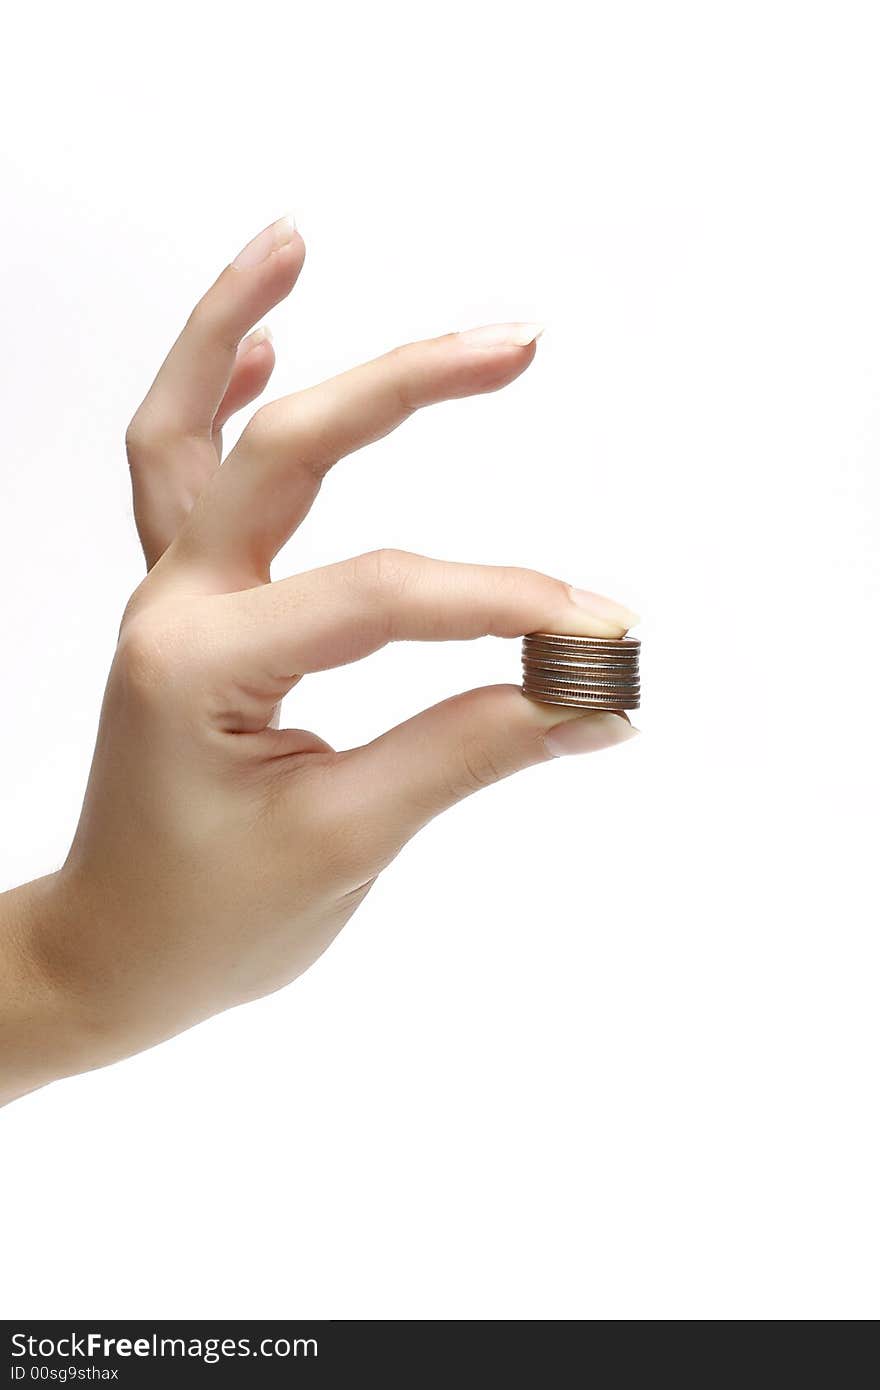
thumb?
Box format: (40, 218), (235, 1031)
(335, 683), (638, 851)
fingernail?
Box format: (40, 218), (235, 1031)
(232, 215), (297, 270)
(239, 326), (273, 355)
(569, 586), (640, 632)
(457, 322), (545, 349)
(544, 711), (639, 758)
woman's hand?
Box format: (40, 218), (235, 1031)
(0, 216), (638, 1104)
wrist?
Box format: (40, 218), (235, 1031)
(0, 872), (101, 1106)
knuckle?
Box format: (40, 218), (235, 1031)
(455, 739), (507, 797)
(506, 562), (558, 595)
(114, 610), (187, 697)
(385, 341), (412, 364)
(124, 410), (176, 467)
(186, 296), (238, 354)
(383, 344), (418, 414)
(495, 564), (567, 628)
(240, 399), (283, 451)
(241, 393), (336, 481)
(124, 415), (151, 463)
(353, 547), (417, 599)
(542, 569), (571, 605)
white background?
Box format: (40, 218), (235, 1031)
(1, 0), (878, 1320)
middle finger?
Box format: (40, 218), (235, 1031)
(177, 322), (543, 584)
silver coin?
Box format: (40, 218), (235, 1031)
(524, 653), (639, 668)
(523, 678), (640, 694)
(522, 675), (639, 692)
(523, 670), (640, 687)
(524, 633), (640, 651)
(522, 661), (640, 677)
(522, 646), (640, 660)
(522, 662), (640, 678)
(523, 651), (640, 664)
(524, 633), (639, 643)
(523, 691), (641, 710)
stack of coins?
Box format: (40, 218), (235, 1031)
(521, 633), (641, 710)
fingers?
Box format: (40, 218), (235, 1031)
(126, 216), (304, 568)
(178, 323), (543, 581)
(136, 216), (301, 439)
(214, 328), (276, 439)
(213, 549), (638, 726)
(329, 684), (638, 854)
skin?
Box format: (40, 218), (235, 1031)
(0, 217), (639, 1107)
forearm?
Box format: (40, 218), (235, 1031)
(0, 874), (92, 1107)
